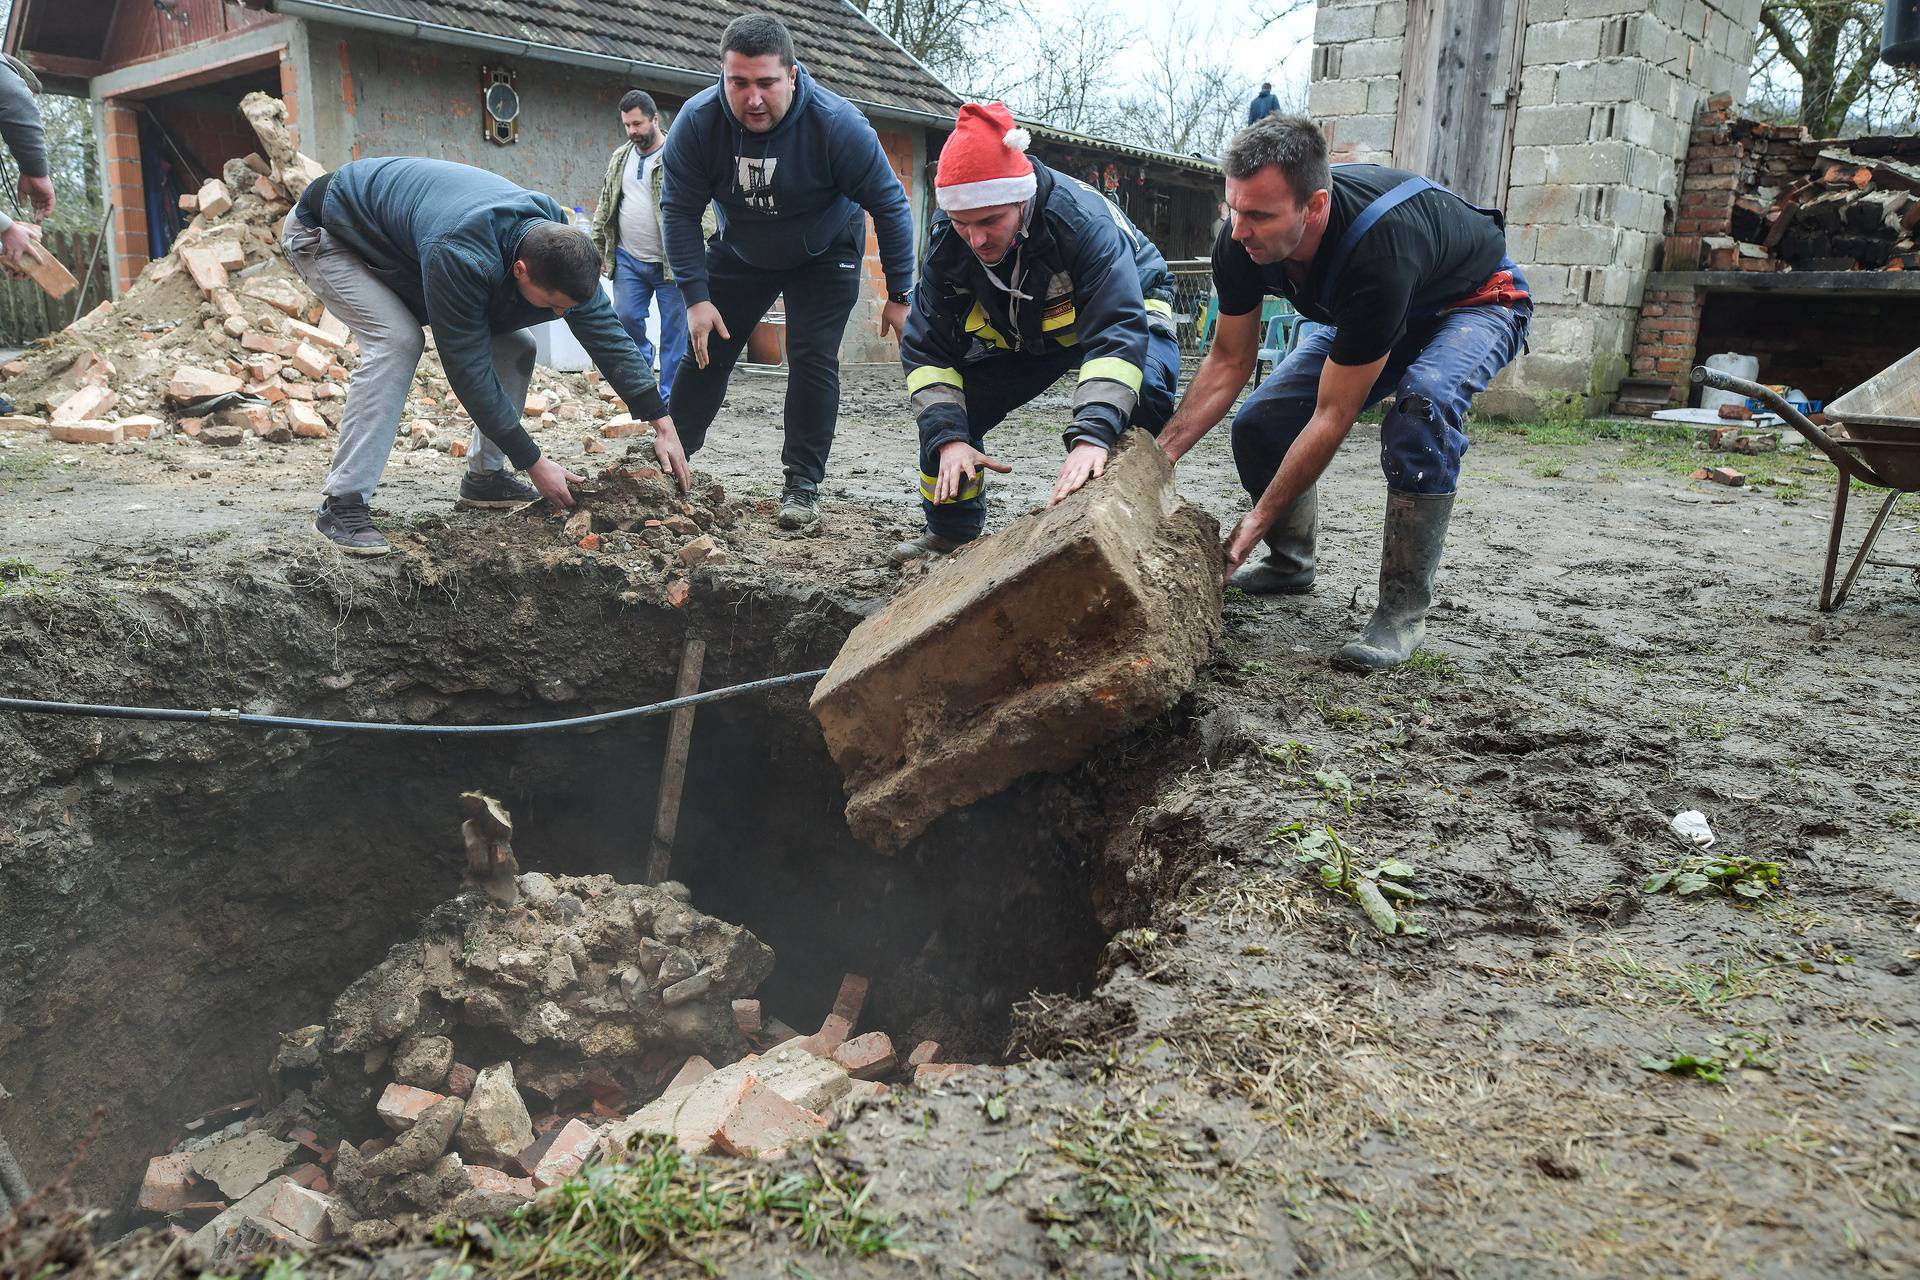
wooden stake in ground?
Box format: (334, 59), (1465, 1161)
(10, 225), (76, 299)
(647, 634), (707, 885)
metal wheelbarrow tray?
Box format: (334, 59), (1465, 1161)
(1694, 351), (1920, 610)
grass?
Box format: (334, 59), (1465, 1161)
(0, 556), (63, 602)
(1045, 1094), (1254, 1278)
(439, 1136), (910, 1279)
(1473, 415), (1831, 492)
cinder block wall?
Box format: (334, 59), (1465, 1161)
(1308, 0), (1761, 415)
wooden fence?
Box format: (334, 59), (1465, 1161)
(0, 225), (107, 347)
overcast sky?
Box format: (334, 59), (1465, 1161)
(1022, 0), (1318, 102)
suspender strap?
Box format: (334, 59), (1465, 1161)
(1318, 175), (1438, 311)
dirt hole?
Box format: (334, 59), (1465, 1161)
(0, 565), (1118, 1227)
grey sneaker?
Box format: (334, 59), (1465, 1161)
(889, 530), (968, 564)
(775, 481), (820, 530)
(314, 496), (390, 556)
(457, 469), (540, 509)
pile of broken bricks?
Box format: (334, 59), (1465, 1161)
(129, 868), (973, 1270)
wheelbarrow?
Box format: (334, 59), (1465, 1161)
(1693, 356), (1920, 610)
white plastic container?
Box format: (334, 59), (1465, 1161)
(1700, 352), (1760, 412)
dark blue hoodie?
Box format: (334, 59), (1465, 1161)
(296, 157), (665, 470)
(660, 64), (915, 307)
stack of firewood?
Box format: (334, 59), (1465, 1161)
(1719, 150), (1920, 272)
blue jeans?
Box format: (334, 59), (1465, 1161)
(613, 247), (687, 403)
(923, 328), (1181, 541)
(1232, 282), (1531, 498)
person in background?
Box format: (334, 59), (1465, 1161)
(591, 89), (712, 404)
(1247, 82), (1281, 124)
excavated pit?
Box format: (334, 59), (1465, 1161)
(0, 554), (1145, 1230)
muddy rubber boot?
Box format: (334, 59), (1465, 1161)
(1334, 489), (1453, 673)
(889, 529), (969, 565)
(1228, 485), (1317, 594)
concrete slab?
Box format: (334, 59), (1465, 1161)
(810, 429), (1222, 849)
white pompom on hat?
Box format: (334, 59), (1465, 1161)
(936, 102), (1038, 212)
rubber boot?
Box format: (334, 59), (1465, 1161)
(1334, 489), (1453, 673)
(1227, 485), (1317, 594)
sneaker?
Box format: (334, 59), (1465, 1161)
(313, 496), (390, 556)
(775, 481), (821, 530)
(456, 469), (540, 509)
(889, 530), (968, 565)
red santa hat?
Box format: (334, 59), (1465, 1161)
(935, 102), (1036, 212)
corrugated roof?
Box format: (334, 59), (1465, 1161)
(282, 0), (961, 120)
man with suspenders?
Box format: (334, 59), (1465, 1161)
(1159, 115), (1531, 672)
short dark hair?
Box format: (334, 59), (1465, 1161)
(1223, 115), (1329, 207)
(722, 13), (795, 67)
(619, 89), (657, 117)
(1260, 81), (1272, 92)
(519, 223), (601, 302)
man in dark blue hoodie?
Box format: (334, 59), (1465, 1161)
(660, 13), (916, 530)
(286, 157), (688, 556)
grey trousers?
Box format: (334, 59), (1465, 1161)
(283, 218), (532, 504)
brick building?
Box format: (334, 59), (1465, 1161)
(1617, 99), (1920, 413)
(2, 0), (961, 362)
(1306, 0), (1763, 415)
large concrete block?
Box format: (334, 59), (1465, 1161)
(1313, 1), (1380, 44)
(810, 431), (1222, 851)
(1309, 77), (1370, 116)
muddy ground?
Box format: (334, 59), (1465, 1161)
(1, 363), (1917, 1278)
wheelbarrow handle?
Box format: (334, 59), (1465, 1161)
(1688, 366), (1882, 482)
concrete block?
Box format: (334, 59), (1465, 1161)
(809, 430), (1221, 851)
(1525, 17), (1606, 63)
(1508, 145), (1551, 187)
(1536, 223), (1620, 265)
(1335, 37), (1403, 78)
(1505, 183), (1581, 226)
(1308, 78), (1369, 117)
(189, 1131), (296, 1201)
(185, 1176), (291, 1261)
(1312, 3), (1378, 44)
(1519, 65), (1558, 106)
(1366, 78), (1401, 115)
(1373, 0), (1408, 36)
(1513, 103), (1596, 146)
(1554, 59), (1648, 104)
(1546, 140), (1631, 185)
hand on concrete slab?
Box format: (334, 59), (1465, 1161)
(651, 417), (691, 492)
(1222, 512), (1266, 575)
(17, 175), (53, 220)
(528, 455), (586, 510)
(878, 300), (908, 340)
(686, 301), (728, 370)
(1048, 441), (1107, 508)
(0, 221), (40, 267)
(935, 439), (1011, 504)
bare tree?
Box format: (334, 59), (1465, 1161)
(849, 0), (1016, 88)
(983, 7), (1135, 137)
(1751, 0), (1920, 134)
(1123, 14), (1251, 157)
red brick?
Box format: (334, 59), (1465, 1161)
(815, 1013), (852, 1055)
(139, 1153), (199, 1214)
(523, 1118), (599, 1188)
(467, 1164), (534, 1197)
(446, 1063), (478, 1097)
(831, 1032), (896, 1081)
(906, 1040), (941, 1069)
(267, 1180), (334, 1241)
(710, 1076), (828, 1158)
(286, 1163), (330, 1192)
(830, 974), (869, 1027)
(666, 1055), (714, 1094)
(732, 998), (761, 1035)
(913, 1063), (973, 1087)
(376, 1082), (448, 1131)
(49, 421), (123, 444)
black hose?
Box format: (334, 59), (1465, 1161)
(0, 668), (831, 737)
